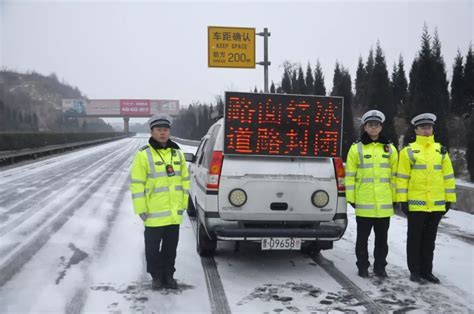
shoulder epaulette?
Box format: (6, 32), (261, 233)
(139, 145), (149, 151)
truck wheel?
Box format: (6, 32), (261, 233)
(301, 241), (321, 255)
(196, 219), (216, 257)
(187, 197), (196, 217)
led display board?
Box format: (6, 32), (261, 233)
(224, 92), (344, 158)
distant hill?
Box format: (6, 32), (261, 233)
(0, 70), (112, 132)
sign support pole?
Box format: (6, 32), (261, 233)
(123, 117), (129, 133)
(257, 28), (271, 93)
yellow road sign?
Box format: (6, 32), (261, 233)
(208, 26), (256, 68)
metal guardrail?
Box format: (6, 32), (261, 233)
(0, 134), (132, 166)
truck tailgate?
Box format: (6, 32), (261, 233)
(218, 156), (338, 221)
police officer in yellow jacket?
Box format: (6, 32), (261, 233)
(345, 110), (398, 278)
(130, 113), (190, 290)
(396, 113), (456, 284)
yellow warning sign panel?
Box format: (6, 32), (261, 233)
(208, 26), (256, 68)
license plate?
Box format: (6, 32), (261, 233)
(261, 238), (302, 250)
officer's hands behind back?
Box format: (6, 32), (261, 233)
(400, 202), (409, 216)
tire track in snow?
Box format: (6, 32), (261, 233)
(0, 146), (132, 236)
(201, 257), (231, 314)
(188, 217), (381, 313)
(189, 217), (231, 314)
(0, 139), (133, 208)
(0, 147), (132, 239)
(310, 253), (390, 313)
(0, 141), (139, 288)
(0, 138), (132, 185)
(65, 162), (132, 314)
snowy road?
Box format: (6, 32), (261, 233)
(0, 136), (473, 313)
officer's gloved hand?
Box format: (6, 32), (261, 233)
(139, 213), (147, 221)
(400, 202), (409, 216)
(349, 203), (355, 209)
(444, 202), (451, 215)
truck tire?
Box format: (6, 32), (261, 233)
(187, 197), (196, 217)
(196, 218), (217, 257)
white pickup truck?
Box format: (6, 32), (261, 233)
(186, 92), (348, 256)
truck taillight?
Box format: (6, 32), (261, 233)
(333, 157), (345, 192)
(207, 151), (223, 189)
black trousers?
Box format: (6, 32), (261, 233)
(144, 225), (180, 280)
(406, 211), (443, 275)
(355, 216), (390, 271)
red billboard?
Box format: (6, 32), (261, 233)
(120, 99), (151, 116)
(224, 92), (344, 158)
(62, 99), (179, 117)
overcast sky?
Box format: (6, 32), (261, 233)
(1, 0), (473, 123)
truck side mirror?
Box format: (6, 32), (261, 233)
(184, 153), (195, 163)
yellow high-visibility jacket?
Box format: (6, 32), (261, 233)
(396, 135), (456, 212)
(345, 134), (398, 218)
(130, 140), (190, 227)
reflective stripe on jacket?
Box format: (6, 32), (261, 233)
(345, 139), (398, 218)
(130, 143), (190, 227)
(395, 135), (456, 212)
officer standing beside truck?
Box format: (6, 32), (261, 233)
(345, 110), (398, 278)
(130, 113), (190, 290)
(396, 113), (456, 284)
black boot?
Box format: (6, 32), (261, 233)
(421, 273), (440, 284)
(163, 275), (178, 289)
(152, 277), (162, 290)
(374, 269), (388, 278)
(358, 269), (369, 278)
(409, 273), (422, 282)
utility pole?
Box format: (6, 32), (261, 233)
(257, 28), (271, 93)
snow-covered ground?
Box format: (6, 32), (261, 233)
(0, 135), (472, 313)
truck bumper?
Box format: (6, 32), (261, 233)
(205, 215), (347, 241)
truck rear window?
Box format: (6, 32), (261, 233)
(202, 124), (221, 168)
